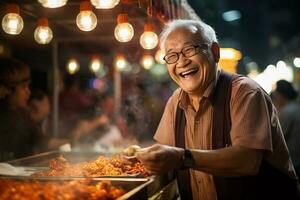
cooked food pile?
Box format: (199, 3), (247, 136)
(0, 179), (125, 200)
(32, 155), (148, 177)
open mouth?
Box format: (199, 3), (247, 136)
(179, 68), (199, 78)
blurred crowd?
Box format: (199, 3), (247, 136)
(0, 57), (171, 161)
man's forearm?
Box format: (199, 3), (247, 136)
(189, 146), (264, 176)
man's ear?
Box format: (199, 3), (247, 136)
(211, 42), (220, 63)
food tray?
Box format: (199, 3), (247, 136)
(8, 151), (103, 167)
(5, 151), (142, 178)
(0, 176), (154, 200)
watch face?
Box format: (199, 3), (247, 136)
(183, 149), (195, 168)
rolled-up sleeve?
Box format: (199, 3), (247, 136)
(230, 79), (273, 151)
(154, 96), (176, 146)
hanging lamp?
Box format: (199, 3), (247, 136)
(114, 13), (134, 42)
(140, 23), (158, 50)
(91, 0), (120, 9)
(1, 4), (24, 35)
(34, 18), (53, 44)
(38, 0), (68, 8)
(76, 1), (97, 32)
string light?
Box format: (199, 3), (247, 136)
(114, 54), (127, 71)
(140, 23), (158, 50)
(114, 14), (134, 42)
(66, 58), (80, 74)
(91, 0), (120, 9)
(34, 18), (53, 44)
(141, 54), (154, 69)
(89, 56), (103, 73)
(1, 4), (24, 35)
(38, 0), (68, 8)
(76, 1), (97, 32)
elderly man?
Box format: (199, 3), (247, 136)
(134, 20), (299, 200)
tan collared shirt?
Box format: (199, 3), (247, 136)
(154, 73), (297, 200)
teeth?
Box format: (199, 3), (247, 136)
(180, 68), (198, 76)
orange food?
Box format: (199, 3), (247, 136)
(33, 155), (149, 177)
(0, 179), (125, 200)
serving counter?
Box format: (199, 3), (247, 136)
(0, 151), (179, 200)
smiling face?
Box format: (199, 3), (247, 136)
(164, 26), (219, 96)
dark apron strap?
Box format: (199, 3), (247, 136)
(210, 71), (244, 200)
(210, 71), (235, 149)
(175, 105), (193, 200)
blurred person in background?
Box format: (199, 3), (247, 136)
(0, 58), (42, 161)
(28, 90), (69, 151)
(123, 79), (152, 142)
(132, 19), (299, 200)
(97, 93), (129, 139)
(70, 92), (130, 150)
(272, 79), (300, 178)
(28, 90), (50, 137)
(59, 74), (92, 137)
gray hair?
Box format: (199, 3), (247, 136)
(159, 19), (218, 52)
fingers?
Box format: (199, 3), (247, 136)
(123, 145), (142, 157)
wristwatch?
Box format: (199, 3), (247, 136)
(180, 149), (196, 170)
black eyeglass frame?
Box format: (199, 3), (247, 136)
(163, 43), (210, 64)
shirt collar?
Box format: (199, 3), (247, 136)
(178, 68), (221, 109)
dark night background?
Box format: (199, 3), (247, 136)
(188, 0), (300, 74)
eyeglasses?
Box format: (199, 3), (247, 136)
(163, 43), (210, 64)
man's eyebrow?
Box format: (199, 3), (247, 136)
(183, 42), (193, 46)
(166, 42), (193, 53)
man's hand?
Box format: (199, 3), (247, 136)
(136, 144), (184, 174)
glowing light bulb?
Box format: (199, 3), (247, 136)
(155, 49), (165, 64)
(91, 0), (120, 9)
(294, 57), (300, 68)
(140, 23), (158, 50)
(141, 54), (154, 70)
(76, 1), (97, 31)
(115, 54), (127, 71)
(114, 14), (134, 42)
(67, 58), (80, 74)
(2, 4), (23, 35)
(38, 0), (68, 8)
(89, 57), (103, 73)
(34, 18), (53, 44)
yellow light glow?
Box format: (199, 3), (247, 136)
(140, 31), (158, 50)
(89, 58), (103, 73)
(67, 59), (80, 74)
(219, 48), (242, 73)
(114, 23), (134, 42)
(34, 26), (53, 44)
(91, 0), (120, 9)
(220, 48), (242, 60)
(2, 13), (23, 35)
(141, 54), (154, 70)
(38, 0), (68, 8)
(115, 55), (127, 71)
(76, 11), (97, 31)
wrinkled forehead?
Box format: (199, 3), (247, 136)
(164, 25), (204, 51)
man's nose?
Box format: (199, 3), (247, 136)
(176, 53), (191, 67)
